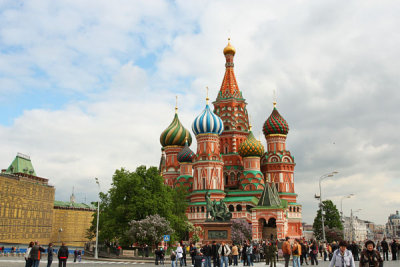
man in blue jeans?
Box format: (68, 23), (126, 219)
(218, 241), (231, 267)
(201, 241), (212, 267)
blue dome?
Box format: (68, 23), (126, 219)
(192, 104), (224, 136)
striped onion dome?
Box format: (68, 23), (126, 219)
(263, 106), (289, 136)
(177, 140), (195, 163)
(238, 131), (264, 157)
(160, 113), (192, 147)
(192, 104), (224, 136)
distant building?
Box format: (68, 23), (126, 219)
(0, 153), (94, 247)
(386, 211), (400, 238)
(343, 216), (368, 242)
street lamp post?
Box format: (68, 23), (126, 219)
(318, 171), (339, 242)
(340, 194), (354, 240)
(95, 178), (101, 259)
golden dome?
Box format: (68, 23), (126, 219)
(223, 38), (236, 56)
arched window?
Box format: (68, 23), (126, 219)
(230, 173), (235, 183)
(225, 125), (230, 131)
(246, 205), (252, 212)
(225, 175), (228, 186)
(196, 207), (199, 213)
(224, 146), (229, 154)
(201, 206), (205, 212)
(236, 205), (242, 211)
(289, 207), (292, 212)
(202, 178), (206, 189)
(229, 205), (234, 212)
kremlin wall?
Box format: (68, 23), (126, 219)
(159, 40), (302, 241)
(0, 153), (94, 247)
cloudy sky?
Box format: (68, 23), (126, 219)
(1, 0), (399, 225)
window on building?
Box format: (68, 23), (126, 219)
(229, 205), (234, 212)
(201, 206), (205, 212)
(236, 205), (242, 211)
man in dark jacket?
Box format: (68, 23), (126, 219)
(47, 243), (54, 267)
(30, 241), (45, 267)
(211, 241), (220, 267)
(381, 238), (389, 261)
(58, 242), (69, 267)
(390, 239), (397, 261)
(202, 241), (212, 267)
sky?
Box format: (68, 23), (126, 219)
(0, 0), (399, 225)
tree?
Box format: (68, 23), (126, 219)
(231, 219), (252, 245)
(87, 166), (189, 246)
(187, 222), (203, 244)
(127, 214), (173, 246)
(313, 200), (343, 242)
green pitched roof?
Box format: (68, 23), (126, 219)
(54, 200), (95, 210)
(6, 153), (36, 176)
(257, 182), (281, 207)
(224, 196), (259, 205)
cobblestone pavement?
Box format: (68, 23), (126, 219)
(0, 258), (399, 267)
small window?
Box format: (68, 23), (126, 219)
(237, 205), (242, 211)
(201, 206), (205, 212)
(196, 207), (199, 212)
(229, 205), (234, 212)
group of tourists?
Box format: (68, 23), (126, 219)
(24, 241), (69, 267)
(164, 236), (399, 267)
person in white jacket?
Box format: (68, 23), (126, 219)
(176, 243), (184, 267)
(329, 241), (355, 267)
(218, 241), (231, 267)
(25, 241), (34, 267)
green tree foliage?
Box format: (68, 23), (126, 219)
(231, 219), (252, 245)
(313, 200), (343, 242)
(88, 166), (189, 245)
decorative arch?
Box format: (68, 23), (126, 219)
(236, 204), (242, 211)
(228, 205), (234, 212)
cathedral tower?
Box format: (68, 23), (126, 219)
(160, 103), (192, 187)
(191, 95), (225, 203)
(213, 39), (249, 189)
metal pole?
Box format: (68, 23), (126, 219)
(319, 178), (326, 242)
(95, 178), (100, 259)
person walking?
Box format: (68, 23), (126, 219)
(300, 240), (309, 265)
(242, 243), (248, 266)
(381, 238), (389, 261)
(232, 244), (239, 266)
(159, 247), (165, 266)
(292, 239), (301, 267)
(267, 241), (277, 267)
(329, 241), (355, 267)
(57, 242), (69, 267)
(310, 240), (319, 265)
(245, 242), (253, 267)
(218, 241), (231, 267)
(360, 240), (382, 267)
(29, 241), (45, 267)
(47, 243), (54, 267)
(25, 241), (34, 267)
(390, 239), (397, 261)
(282, 237), (292, 267)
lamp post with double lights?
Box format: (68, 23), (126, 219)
(340, 194), (354, 240)
(315, 171), (339, 242)
(95, 178), (100, 259)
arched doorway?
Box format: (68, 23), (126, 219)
(261, 217), (277, 240)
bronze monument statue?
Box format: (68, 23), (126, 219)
(205, 191), (232, 222)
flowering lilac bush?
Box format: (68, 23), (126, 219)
(128, 214), (174, 246)
(231, 218), (252, 244)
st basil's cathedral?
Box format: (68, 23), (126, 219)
(159, 40), (302, 240)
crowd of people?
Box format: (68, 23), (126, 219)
(23, 241), (69, 267)
(163, 237), (399, 267)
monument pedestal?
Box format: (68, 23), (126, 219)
(202, 221), (232, 244)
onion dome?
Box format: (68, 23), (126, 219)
(160, 112), (192, 147)
(177, 140), (195, 163)
(263, 103), (289, 136)
(192, 103), (224, 136)
(223, 38), (236, 56)
(238, 130), (264, 157)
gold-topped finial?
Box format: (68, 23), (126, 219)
(223, 38), (236, 56)
(175, 95), (178, 113)
(206, 86), (210, 104)
(273, 89), (277, 107)
(249, 115), (252, 131)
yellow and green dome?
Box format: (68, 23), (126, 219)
(238, 131), (264, 157)
(160, 113), (192, 147)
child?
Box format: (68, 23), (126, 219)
(171, 251), (177, 267)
